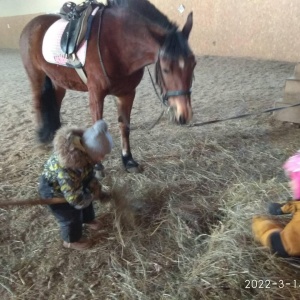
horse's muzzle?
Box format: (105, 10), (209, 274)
(167, 96), (193, 125)
(178, 115), (187, 125)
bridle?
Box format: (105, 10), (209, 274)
(162, 89), (192, 104)
(155, 54), (193, 106)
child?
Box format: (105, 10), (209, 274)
(252, 151), (300, 257)
(39, 120), (113, 250)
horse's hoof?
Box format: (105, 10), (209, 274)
(37, 128), (54, 143)
(122, 153), (143, 173)
(126, 165), (143, 173)
(125, 159), (143, 173)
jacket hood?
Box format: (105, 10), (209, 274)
(53, 126), (93, 169)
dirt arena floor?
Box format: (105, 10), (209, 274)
(2, 48), (300, 299)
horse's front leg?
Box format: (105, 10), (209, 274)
(88, 89), (106, 177)
(117, 91), (141, 173)
(89, 88), (105, 122)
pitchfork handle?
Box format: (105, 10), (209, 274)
(0, 197), (66, 207)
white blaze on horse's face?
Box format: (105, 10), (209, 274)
(179, 58), (185, 69)
(160, 55), (196, 125)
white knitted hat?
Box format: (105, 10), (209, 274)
(82, 120), (113, 159)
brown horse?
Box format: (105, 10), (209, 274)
(19, 0), (196, 172)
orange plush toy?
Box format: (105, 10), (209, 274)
(252, 151), (300, 258)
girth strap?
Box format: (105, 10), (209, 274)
(75, 66), (88, 85)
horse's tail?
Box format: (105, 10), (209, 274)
(38, 76), (61, 143)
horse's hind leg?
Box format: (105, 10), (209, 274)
(39, 81), (66, 142)
(116, 91), (141, 173)
(27, 69), (65, 143)
(19, 18), (65, 143)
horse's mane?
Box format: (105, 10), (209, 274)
(108, 0), (191, 58)
(108, 0), (177, 32)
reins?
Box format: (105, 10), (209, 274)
(147, 66), (165, 106)
(138, 66), (165, 129)
(146, 65), (300, 129)
(189, 102), (300, 127)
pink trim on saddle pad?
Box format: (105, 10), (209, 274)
(42, 7), (99, 67)
(42, 19), (87, 66)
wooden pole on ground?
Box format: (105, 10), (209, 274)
(0, 197), (66, 207)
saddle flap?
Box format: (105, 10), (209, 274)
(42, 18), (88, 67)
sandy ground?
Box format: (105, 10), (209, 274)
(2, 48), (300, 299)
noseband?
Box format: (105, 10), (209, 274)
(155, 59), (193, 106)
(163, 89), (191, 104)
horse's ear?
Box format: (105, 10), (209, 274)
(182, 12), (193, 40)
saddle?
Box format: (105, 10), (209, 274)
(57, 0), (103, 84)
(60, 0), (102, 56)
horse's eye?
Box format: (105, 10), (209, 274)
(163, 69), (170, 74)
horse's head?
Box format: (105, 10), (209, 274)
(156, 12), (196, 125)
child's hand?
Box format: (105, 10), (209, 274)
(97, 191), (111, 203)
(89, 180), (102, 198)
